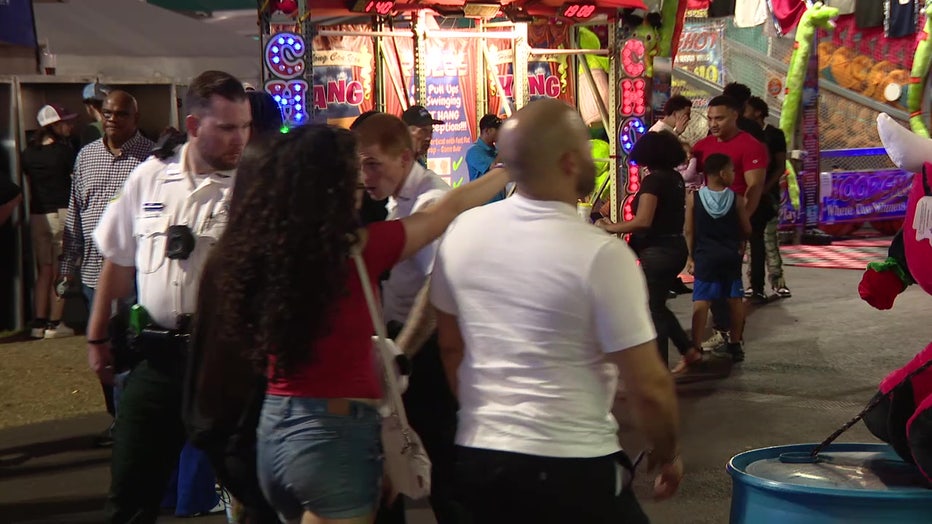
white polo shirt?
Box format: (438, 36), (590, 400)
(94, 144), (235, 329)
(430, 194), (656, 458)
(383, 162), (450, 324)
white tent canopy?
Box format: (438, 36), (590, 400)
(33, 0), (260, 84)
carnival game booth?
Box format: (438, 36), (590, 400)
(678, 2), (932, 239)
(256, 0), (694, 226)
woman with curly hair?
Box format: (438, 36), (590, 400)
(201, 121), (507, 524)
(597, 131), (694, 371)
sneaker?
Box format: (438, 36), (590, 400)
(748, 292), (768, 304)
(44, 322), (75, 339)
(29, 319), (47, 339)
(727, 341), (745, 363)
(93, 421), (115, 448)
(701, 330), (727, 351)
(743, 287), (754, 298)
(774, 286), (792, 298)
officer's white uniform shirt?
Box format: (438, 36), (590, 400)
(382, 161), (450, 324)
(94, 143), (234, 329)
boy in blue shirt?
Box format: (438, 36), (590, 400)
(686, 153), (752, 364)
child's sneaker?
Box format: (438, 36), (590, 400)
(44, 322), (75, 339)
(701, 330), (728, 351)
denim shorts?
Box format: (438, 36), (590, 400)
(257, 395), (383, 521)
(693, 278), (744, 301)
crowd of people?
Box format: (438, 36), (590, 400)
(597, 82), (794, 378)
(1, 68), (802, 523)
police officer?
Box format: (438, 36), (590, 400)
(86, 70), (251, 524)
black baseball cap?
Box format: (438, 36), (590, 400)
(402, 105), (444, 127)
(479, 114), (503, 131)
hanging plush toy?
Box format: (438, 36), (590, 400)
(621, 10), (663, 77)
(633, 13), (663, 77)
(858, 113), (932, 481)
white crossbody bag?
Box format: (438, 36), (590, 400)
(352, 253), (432, 500)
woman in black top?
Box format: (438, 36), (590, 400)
(597, 131), (692, 367)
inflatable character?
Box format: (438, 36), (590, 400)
(856, 113), (932, 481)
(908, 3), (932, 137)
(780, 1), (839, 213)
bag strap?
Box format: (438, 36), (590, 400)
(352, 251), (410, 423)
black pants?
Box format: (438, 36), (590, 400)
(748, 201), (774, 294)
(106, 353), (188, 523)
(637, 238), (691, 364)
(208, 447), (279, 524)
(376, 323), (462, 524)
(205, 376), (279, 524)
(454, 446), (649, 524)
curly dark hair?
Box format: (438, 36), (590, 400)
(211, 124), (360, 377)
(630, 130), (686, 171)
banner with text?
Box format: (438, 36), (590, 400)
(673, 19), (726, 91)
(380, 38), (477, 186)
(819, 169), (911, 223)
(423, 38), (478, 186)
(311, 26), (375, 128)
(487, 22), (576, 116)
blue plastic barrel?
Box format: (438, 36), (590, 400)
(727, 443), (932, 524)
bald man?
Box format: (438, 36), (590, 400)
(430, 99), (682, 522)
(60, 90), (155, 446)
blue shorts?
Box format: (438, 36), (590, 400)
(257, 395), (383, 521)
(693, 278), (744, 301)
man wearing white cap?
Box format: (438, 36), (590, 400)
(81, 82), (111, 147)
(21, 104), (79, 339)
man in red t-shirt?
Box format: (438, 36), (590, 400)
(691, 95), (767, 359)
(692, 95), (768, 211)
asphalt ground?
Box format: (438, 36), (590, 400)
(1, 265), (930, 523)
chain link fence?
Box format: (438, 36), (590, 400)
(673, 19), (908, 173)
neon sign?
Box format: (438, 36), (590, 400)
(620, 117), (646, 153)
(621, 39), (646, 78)
(351, 0), (394, 15)
(265, 32), (307, 125)
(615, 36), (650, 224)
(558, 3), (597, 19)
(621, 78), (646, 117)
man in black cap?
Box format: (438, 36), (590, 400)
(466, 114), (504, 203)
(401, 105), (444, 168)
